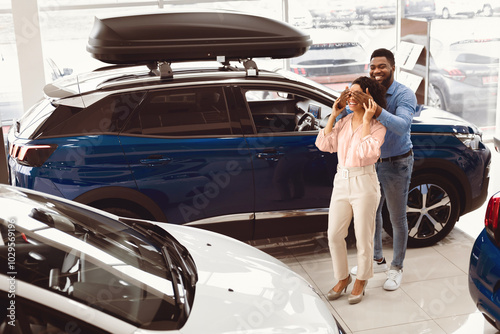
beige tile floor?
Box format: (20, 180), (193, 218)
(250, 226), (499, 334)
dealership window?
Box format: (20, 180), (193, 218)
(0, 0), (22, 126)
(1, 0), (499, 140)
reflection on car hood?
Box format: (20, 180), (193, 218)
(157, 223), (338, 334)
(412, 105), (481, 135)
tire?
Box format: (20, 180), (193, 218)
(382, 174), (460, 248)
(433, 86), (446, 110)
(362, 14), (372, 25)
(483, 4), (493, 17)
(442, 8), (450, 19)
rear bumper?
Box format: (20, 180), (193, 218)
(466, 145), (491, 214)
(469, 228), (500, 328)
(438, 78), (498, 114)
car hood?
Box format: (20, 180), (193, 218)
(412, 105), (481, 135)
(156, 223), (339, 334)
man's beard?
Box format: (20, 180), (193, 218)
(381, 68), (393, 88)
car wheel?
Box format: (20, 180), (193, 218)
(382, 174), (460, 248)
(433, 86), (447, 110)
(482, 4), (493, 16)
(362, 14), (372, 25)
(442, 8), (450, 19)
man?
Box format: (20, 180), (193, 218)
(346, 48), (417, 291)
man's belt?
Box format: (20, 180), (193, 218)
(378, 149), (412, 163)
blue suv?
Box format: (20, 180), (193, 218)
(7, 11), (491, 247)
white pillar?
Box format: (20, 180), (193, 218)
(496, 43), (500, 143)
(11, 0), (46, 113)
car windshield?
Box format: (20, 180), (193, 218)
(0, 186), (196, 330)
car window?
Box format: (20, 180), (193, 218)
(16, 99), (56, 139)
(0, 291), (110, 334)
(244, 89), (329, 133)
(34, 92), (145, 138)
(126, 86), (232, 137)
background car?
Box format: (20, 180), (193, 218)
(7, 11), (491, 248)
(355, 0), (396, 25)
(290, 41), (369, 90)
(469, 190), (500, 330)
(404, 0), (436, 19)
(479, 0), (500, 16)
(434, 0), (480, 18)
(308, 0), (359, 28)
(399, 22), (499, 123)
(0, 184), (344, 333)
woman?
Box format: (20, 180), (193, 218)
(315, 76), (387, 304)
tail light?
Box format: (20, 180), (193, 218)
(9, 143), (57, 167)
(292, 67), (307, 76)
(485, 192), (500, 243)
(443, 68), (466, 82)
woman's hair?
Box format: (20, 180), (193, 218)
(351, 76), (387, 110)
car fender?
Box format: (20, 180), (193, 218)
(73, 186), (167, 222)
(412, 157), (470, 214)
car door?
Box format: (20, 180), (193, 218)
(232, 84), (338, 238)
(119, 85), (254, 238)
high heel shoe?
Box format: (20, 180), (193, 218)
(348, 279), (368, 304)
(327, 275), (352, 300)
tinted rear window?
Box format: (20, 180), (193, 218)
(33, 92), (145, 138)
(16, 99), (56, 139)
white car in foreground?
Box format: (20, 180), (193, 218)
(0, 184), (343, 333)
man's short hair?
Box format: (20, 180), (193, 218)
(370, 48), (395, 67)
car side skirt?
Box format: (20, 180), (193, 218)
(187, 209), (329, 241)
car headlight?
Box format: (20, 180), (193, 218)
(455, 133), (482, 150)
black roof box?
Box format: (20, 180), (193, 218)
(86, 11), (312, 65)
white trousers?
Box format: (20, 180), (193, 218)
(328, 164), (381, 281)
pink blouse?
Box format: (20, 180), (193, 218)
(315, 114), (386, 167)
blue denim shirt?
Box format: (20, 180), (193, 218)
(339, 80), (416, 159)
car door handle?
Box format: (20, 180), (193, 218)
(256, 151), (284, 162)
(140, 155), (172, 165)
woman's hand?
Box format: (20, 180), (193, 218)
(363, 98), (377, 123)
(332, 87), (349, 118)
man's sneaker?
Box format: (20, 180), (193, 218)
(350, 257), (387, 275)
(383, 269), (403, 291)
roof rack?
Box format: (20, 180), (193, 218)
(86, 11), (312, 78)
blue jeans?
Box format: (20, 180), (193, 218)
(374, 154), (414, 270)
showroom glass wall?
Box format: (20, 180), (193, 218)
(1, 0), (499, 138)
